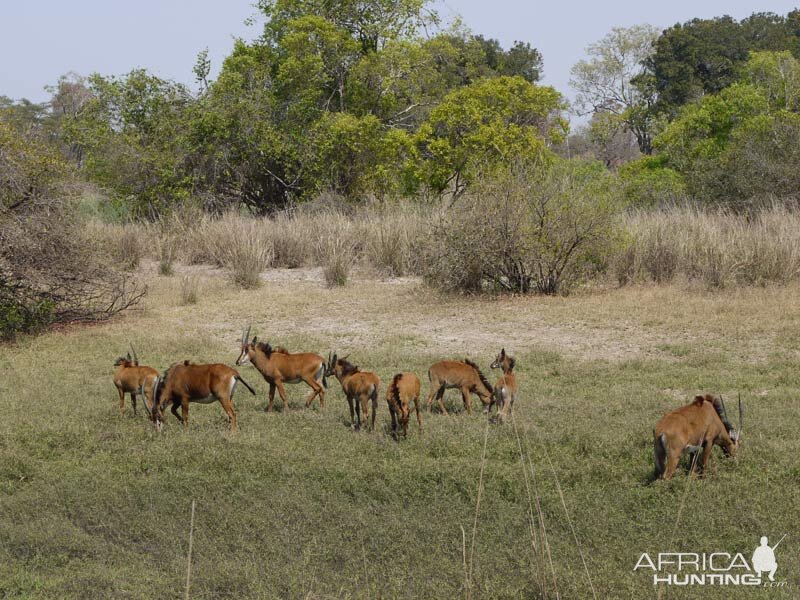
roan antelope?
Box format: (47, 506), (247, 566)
(325, 353), (380, 431)
(426, 359), (494, 415)
(489, 348), (517, 420)
(113, 345), (159, 417)
(653, 393), (742, 480)
(386, 372), (422, 437)
(235, 325), (327, 411)
(151, 361), (256, 432)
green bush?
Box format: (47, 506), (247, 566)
(422, 160), (627, 295)
(618, 156), (686, 207)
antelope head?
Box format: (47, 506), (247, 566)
(718, 395), (744, 454)
(235, 324), (253, 366)
(491, 348), (506, 370)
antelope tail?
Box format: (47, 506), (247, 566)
(654, 432), (667, 478)
(236, 375), (257, 396)
(370, 383), (378, 405)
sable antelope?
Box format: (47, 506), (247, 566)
(151, 360), (256, 432)
(489, 348), (517, 420)
(386, 372), (422, 437)
(113, 345), (159, 416)
(325, 353), (380, 431)
(653, 393), (743, 480)
(235, 325), (327, 411)
(426, 359), (493, 415)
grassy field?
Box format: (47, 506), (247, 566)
(1, 263), (798, 599)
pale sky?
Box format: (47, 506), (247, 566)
(1, 0), (799, 118)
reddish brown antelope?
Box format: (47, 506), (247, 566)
(325, 353), (380, 431)
(489, 348), (517, 420)
(653, 393), (742, 480)
(426, 359), (494, 415)
(151, 361), (256, 432)
(235, 326), (327, 411)
(386, 372), (422, 437)
(113, 345), (159, 416)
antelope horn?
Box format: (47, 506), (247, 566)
(737, 392), (743, 439)
(129, 343), (139, 365)
(242, 324), (252, 346)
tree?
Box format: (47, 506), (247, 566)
(743, 50), (800, 110)
(257, 0), (438, 54)
(65, 69), (195, 216)
(413, 76), (566, 195)
(570, 24), (659, 154)
(642, 12), (800, 118)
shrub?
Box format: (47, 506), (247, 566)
(618, 156), (686, 207)
(422, 160), (627, 295)
(0, 123), (143, 340)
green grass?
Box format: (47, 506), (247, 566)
(1, 272), (798, 599)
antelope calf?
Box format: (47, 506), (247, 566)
(151, 361), (256, 432)
(653, 393), (742, 480)
(113, 347), (158, 416)
(326, 353), (380, 431)
(235, 326), (327, 410)
(386, 372), (422, 437)
(489, 348), (517, 420)
(426, 359), (493, 415)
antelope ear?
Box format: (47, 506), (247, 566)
(501, 348), (505, 356)
(693, 395), (705, 405)
(127, 352), (132, 361)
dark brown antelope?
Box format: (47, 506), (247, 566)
(425, 359), (493, 415)
(113, 345), (159, 416)
(235, 325), (327, 411)
(489, 348), (517, 420)
(653, 393), (742, 480)
(386, 372), (422, 437)
(325, 353), (380, 431)
(151, 360), (256, 432)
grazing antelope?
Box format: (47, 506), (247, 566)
(489, 348), (517, 420)
(426, 359), (493, 415)
(325, 353), (380, 431)
(235, 325), (327, 411)
(151, 360), (256, 432)
(386, 372), (422, 437)
(653, 393), (743, 480)
(113, 345), (159, 417)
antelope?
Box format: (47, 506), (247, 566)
(653, 393), (743, 480)
(235, 325), (327, 411)
(151, 360), (256, 432)
(325, 353), (380, 431)
(113, 345), (159, 417)
(426, 359), (493, 415)
(489, 348), (517, 420)
(386, 372), (422, 437)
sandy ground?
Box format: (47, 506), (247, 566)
(129, 261), (800, 366)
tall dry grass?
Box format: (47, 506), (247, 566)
(615, 202), (800, 288)
(86, 200), (800, 291)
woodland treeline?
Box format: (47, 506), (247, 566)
(3, 2), (800, 337)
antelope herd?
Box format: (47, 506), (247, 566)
(113, 328), (744, 480)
